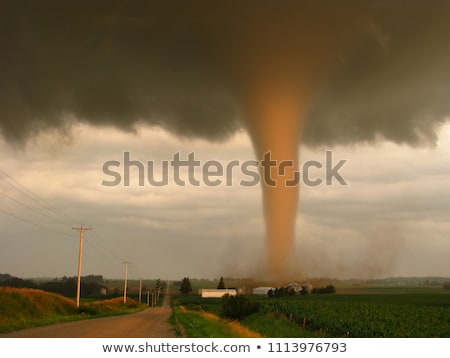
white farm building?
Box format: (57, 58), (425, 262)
(252, 287), (275, 295)
(200, 289), (237, 298)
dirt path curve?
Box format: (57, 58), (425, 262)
(1, 284), (176, 338)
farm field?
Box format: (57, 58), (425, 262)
(258, 294), (450, 337)
(171, 288), (450, 338)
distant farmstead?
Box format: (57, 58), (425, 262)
(200, 289), (237, 298)
(252, 287), (276, 295)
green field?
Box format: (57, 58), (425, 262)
(259, 294), (450, 337)
(171, 288), (450, 338)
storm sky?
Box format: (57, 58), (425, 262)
(1, 0), (449, 280)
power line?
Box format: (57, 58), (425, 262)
(84, 230), (124, 263)
(127, 261), (146, 281)
(85, 229), (146, 275)
(0, 168), (149, 280)
(0, 208), (72, 238)
(1, 189), (69, 227)
(0, 168), (81, 226)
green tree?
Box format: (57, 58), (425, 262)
(312, 284), (336, 294)
(180, 277), (192, 294)
(222, 294), (259, 320)
(217, 276), (226, 289)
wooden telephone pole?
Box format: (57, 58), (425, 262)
(123, 261), (130, 304)
(72, 226), (92, 308)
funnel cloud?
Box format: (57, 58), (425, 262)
(1, 0), (449, 278)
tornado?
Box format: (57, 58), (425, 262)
(243, 83), (305, 278)
(231, 59), (314, 278)
(223, 6), (354, 278)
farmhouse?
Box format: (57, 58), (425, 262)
(200, 289), (237, 298)
(252, 287), (276, 295)
(287, 282), (304, 294)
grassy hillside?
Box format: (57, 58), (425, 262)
(0, 287), (142, 334)
(0, 287), (77, 333)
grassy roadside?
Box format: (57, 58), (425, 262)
(170, 305), (260, 338)
(0, 287), (145, 334)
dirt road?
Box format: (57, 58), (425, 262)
(1, 291), (177, 338)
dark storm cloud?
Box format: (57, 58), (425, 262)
(0, 0), (449, 145)
(303, 2), (450, 146)
(0, 0), (241, 142)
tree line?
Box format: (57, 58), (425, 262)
(0, 273), (107, 297)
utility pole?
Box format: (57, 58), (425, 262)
(123, 261), (129, 304)
(155, 278), (161, 304)
(72, 226), (92, 309)
(138, 279), (142, 304)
